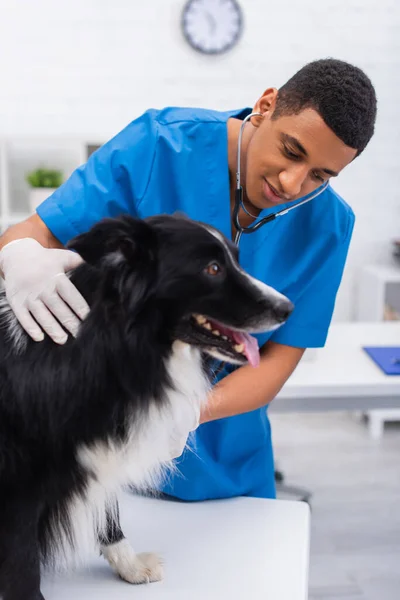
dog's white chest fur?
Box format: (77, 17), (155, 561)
(78, 341), (209, 488)
(59, 341), (209, 569)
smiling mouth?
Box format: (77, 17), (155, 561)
(266, 180), (281, 196)
(190, 314), (260, 367)
(264, 179), (290, 202)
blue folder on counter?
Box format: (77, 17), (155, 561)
(363, 346), (400, 375)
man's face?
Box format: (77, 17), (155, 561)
(244, 95), (358, 210)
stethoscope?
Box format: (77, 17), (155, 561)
(233, 111), (329, 246)
(207, 112), (330, 381)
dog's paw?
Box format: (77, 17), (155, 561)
(134, 552), (164, 583)
(115, 551), (163, 584)
(102, 539), (163, 584)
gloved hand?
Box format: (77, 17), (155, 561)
(166, 391), (202, 461)
(0, 238), (89, 344)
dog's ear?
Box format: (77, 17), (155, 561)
(67, 216), (157, 267)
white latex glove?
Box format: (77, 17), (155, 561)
(166, 393), (202, 461)
(0, 238), (89, 344)
(168, 421), (198, 461)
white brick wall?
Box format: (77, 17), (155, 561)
(0, 0), (399, 320)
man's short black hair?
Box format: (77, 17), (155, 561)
(272, 58), (377, 156)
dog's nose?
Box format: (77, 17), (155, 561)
(274, 299), (294, 323)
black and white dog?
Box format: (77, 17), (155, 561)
(0, 214), (293, 600)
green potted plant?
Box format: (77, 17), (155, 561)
(25, 168), (64, 212)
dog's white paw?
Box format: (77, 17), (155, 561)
(101, 539), (164, 584)
(133, 552), (164, 583)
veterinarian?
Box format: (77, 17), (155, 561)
(0, 59), (377, 501)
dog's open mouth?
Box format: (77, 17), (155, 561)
(190, 313), (260, 367)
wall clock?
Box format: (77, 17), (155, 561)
(182, 0), (243, 55)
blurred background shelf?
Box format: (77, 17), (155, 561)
(356, 263), (400, 439)
(0, 138), (102, 233)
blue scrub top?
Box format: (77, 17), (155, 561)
(37, 106), (355, 501)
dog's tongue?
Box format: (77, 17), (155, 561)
(207, 319), (261, 368)
(232, 331), (260, 368)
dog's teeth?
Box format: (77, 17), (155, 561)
(212, 330), (220, 336)
(203, 322), (212, 330)
(222, 335), (228, 341)
(195, 315), (207, 324)
(234, 343), (244, 353)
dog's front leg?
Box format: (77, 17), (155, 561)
(0, 498), (44, 600)
(99, 498), (163, 584)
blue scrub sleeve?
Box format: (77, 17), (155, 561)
(271, 213), (355, 348)
(36, 111), (159, 246)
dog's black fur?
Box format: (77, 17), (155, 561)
(0, 214), (292, 600)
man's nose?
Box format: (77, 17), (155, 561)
(278, 166), (308, 198)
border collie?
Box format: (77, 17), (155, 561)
(0, 214), (293, 600)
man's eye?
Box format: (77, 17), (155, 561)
(283, 145), (300, 160)
(312, 171), (325, 183)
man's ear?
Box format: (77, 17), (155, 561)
(252, 88), (279, 124)
(67, 215), (157, 267)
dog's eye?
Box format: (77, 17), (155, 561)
(204, 262), (222, 277)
